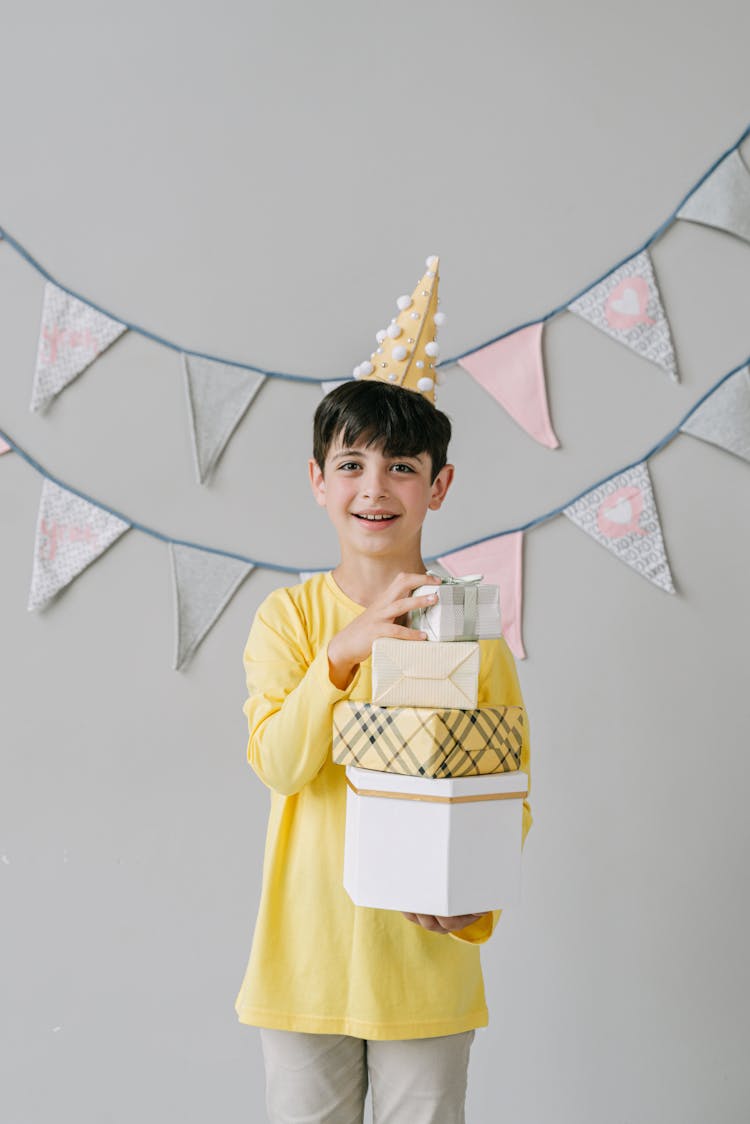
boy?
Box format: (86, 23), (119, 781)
(234, 263), (532, 1123)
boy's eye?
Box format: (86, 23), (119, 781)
(336, 462), (415, 473)
(391, 463), (414, 473)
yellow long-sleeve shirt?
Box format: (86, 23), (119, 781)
(234, 570), (532, 1039)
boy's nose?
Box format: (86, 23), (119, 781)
(361, 472), (389, 499)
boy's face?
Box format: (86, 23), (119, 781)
(308, 437), (454, 561)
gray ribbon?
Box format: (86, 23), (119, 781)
(426, 570), (482, 639)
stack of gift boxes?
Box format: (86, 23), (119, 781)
(332, 574), (529, 917)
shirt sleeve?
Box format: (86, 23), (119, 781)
(449, 636), (533, 946)
(242, 587), (363, 796)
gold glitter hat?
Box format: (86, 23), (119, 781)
(351, 254), (446, 405)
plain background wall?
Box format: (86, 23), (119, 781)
(1, 3), (749, 1121)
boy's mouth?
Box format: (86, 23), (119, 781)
(352, 512), (399, 525)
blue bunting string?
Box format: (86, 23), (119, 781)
(0, 123), (748, 383)
(1, 351), (746, 573)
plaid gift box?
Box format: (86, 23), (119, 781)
(332, 700), (524, 778)
(407, 577), (501, 641)
(371, 637), (480, 709)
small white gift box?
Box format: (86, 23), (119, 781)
(343, 764), (528, 916)
(371, 637), (480, 709)
(407, 574), (502, 641)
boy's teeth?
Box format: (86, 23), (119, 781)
(358, 513), (395, 521)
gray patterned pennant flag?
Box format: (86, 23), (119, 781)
(676, 148), (750, 245)
(28, 480), (130, 611)
(567, 250), (678, 381)
(170, 543), (253, 669)
(680, 364), (750, 462)
(31, 282), (128, 411)
(562, 462), (675, 593)
(182, 355), (266, 483)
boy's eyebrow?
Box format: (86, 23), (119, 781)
(332, 449), (424, 461)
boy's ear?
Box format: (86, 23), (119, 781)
(428, 463), (455, 511)
(308, 457), (327, 508)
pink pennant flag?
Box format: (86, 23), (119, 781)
(458, 322), (559, 449)
(0, 437), (11, 455)
(438, 531), (526, 659)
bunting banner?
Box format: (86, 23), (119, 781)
(679, 362), (750, 462)
(169, 543), (254, 670)
(676, 147), (750, 245)
(438, 533), (526, 660)
(457, 322), (559, 449)
(562, 462), (675, 594)
(0, 438), (11, 455)
(2, 349), (749, 662)
(31, 282), (128, 412)
(27, 479), (130, 611)
(566, 250), (679, 381)
(0, 122), (743, 467)
(182, 354), (266, 483)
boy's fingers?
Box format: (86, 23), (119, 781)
(389, 591), (439, 617)
(389, 625), (428, 641)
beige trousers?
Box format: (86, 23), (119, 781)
(259, 1027), (475, 1124)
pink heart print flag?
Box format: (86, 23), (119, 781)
(31, 282), (128, 412)
(562, 461), (675, 593)
(567, 249), (678, 382)
(27, 479), (131, 611)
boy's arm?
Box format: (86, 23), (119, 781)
(449, 636), (533, 946)
(242, 588), (362, 796)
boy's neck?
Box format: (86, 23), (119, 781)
(332, 550), (430, 608)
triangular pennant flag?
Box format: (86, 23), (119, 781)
(567, 250), (678, 381)
(0, 437), (11, 455)
(28, 480), (130, 611)
(438, 532), (526, 660)
(31, 282), (128, 412)
(676, 148), (750, 245)
(458, 321), (559, 449)
(321, 380), (350, 395)
(169, 543), (253, 669)
(562, 462), (675, 593)
(182, 355), (266, 484)
(680, 364), (750, 462)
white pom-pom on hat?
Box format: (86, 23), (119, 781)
(396, 295), (412, 311)
(417, 376), (435, 393)
(387, 323), (402, 339)
(425, 255), (439, 270)
(425, 341), (439, 358)
(392, 345), (407, 361)
(376, 329), (387, 344)
(434, 311), (446, 327)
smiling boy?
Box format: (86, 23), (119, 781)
(234, 373), (532, 1123)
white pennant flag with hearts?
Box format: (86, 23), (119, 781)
(31, 282), (128, 411)
(562, 462), (675, 593)
(567, 249), (678, 381)
(28, 480), (131, 610)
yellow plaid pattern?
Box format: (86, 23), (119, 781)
(332, 701), (524, 778)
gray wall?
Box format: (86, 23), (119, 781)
(2, 2), (749, 1121)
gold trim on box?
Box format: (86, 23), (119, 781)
(345, 776), (527, 804)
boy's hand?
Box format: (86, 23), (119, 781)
(327, 571), (442, 689)
(401, 912), (489, 934)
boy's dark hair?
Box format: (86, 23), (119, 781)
(313, 380), (452, 483)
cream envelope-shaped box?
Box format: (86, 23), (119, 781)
(371, 638), (480, 709)
(343, 765), (529, 916)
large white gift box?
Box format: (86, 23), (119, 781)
(343, 764), (528, 916)
(407, 577), (502, 641)
(371, 637), (480, 708)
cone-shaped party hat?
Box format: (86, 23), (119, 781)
(352, 254), (446, 404)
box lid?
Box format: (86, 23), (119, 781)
(345, 763), (528, 799)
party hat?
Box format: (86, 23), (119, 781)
(352, 254), (446, 404)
